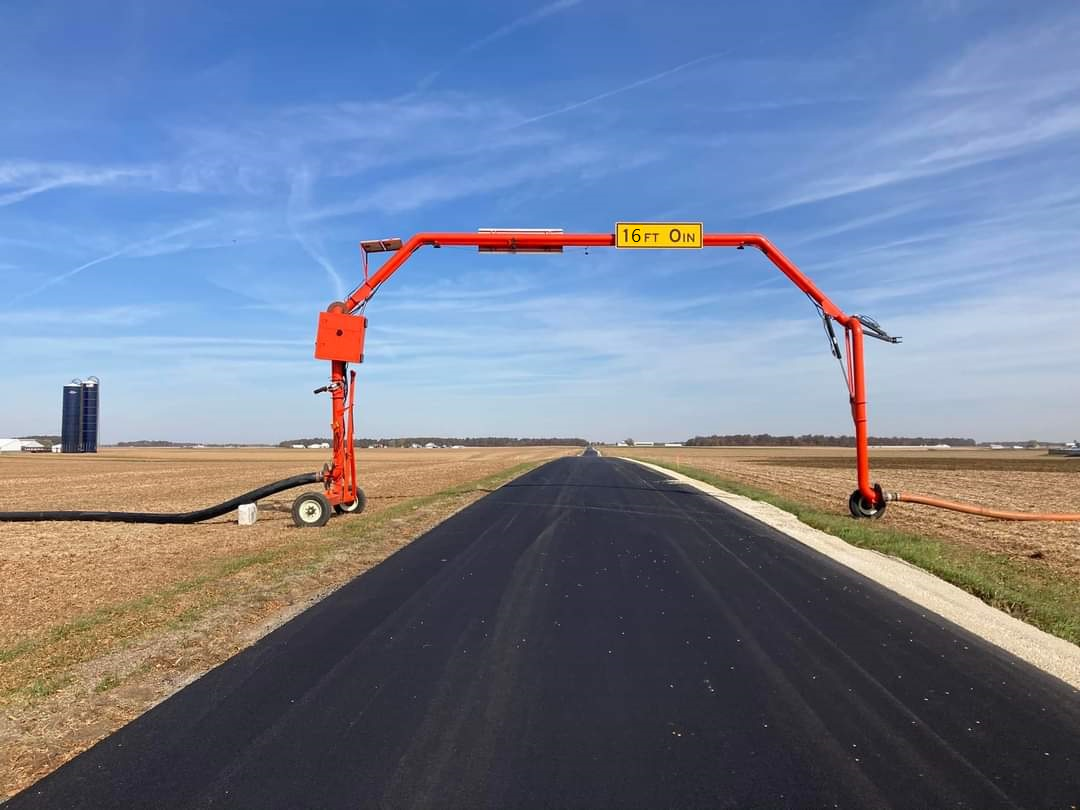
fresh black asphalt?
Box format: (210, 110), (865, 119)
(8, 456), (1079, 808)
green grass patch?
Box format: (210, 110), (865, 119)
(25, 673), (73, 700)
(93, 673), (121, 693)
(650, 459), (1080, 646)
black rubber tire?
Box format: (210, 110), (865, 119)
(848, 487), (887, 519)
(334, 488), (367, 515)
(292, 492), (332, 528)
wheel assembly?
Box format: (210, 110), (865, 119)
(292, 491), (332, 528)
(334, 488), (367, 515)
(848, 485), (887, 520)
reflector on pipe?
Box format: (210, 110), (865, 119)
(478, 228), (564, 253)
(360, 238), (403, 253)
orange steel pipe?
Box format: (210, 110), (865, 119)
(326, 359), (354, 505)
(322, 230), (1080, 520)
(331, 231), (874, 510)
(891, 493), (1080, 521)
(346, 369), (357, 504)
(848, 321), (877, 504)
(343, 232), (851, 323)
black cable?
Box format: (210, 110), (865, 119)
(0, 472), (321, 524)
(806, 293), (853, 397)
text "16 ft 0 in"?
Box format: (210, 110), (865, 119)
(615, 222), (703, 249)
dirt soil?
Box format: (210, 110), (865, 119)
(0, 446), (574, 799)
(615, 446), (1080, 579)
(0, 447), (571, 647)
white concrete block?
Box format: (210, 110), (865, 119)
(238, 503), (258, 525)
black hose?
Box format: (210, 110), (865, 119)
(0, 472), (321, 524)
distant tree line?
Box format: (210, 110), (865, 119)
(18, 434), (60, 447)
(115, 440), (269, 447)
(278, 437), (588, 448)
(684, 434), (977, 447)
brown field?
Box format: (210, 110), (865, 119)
(0, 446), (574, 646)
(0, 446), (574, 797)
(614, 446), (1080, 578)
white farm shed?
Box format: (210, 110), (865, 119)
(0, 439), (45, 452)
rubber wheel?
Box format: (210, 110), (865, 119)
(292, 492), (332, 528)
(848, 487), (887, 519)
(334, 488), (367, 515)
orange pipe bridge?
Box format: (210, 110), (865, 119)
(311, 230), (901, 518)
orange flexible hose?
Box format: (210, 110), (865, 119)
(896, 493), (1080, 521)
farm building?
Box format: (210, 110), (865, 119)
(0, 439), (47, 453)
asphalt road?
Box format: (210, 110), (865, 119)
(9, 457), (1079, 808)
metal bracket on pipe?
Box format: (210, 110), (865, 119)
(856, 315), (902, 343)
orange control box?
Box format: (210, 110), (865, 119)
(314, 311), (367, 363)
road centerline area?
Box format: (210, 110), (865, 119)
(8, 456), (1078, 809)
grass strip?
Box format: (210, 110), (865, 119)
(649, 460), (1080, 646)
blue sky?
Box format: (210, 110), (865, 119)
(2, 0), (1079, 443)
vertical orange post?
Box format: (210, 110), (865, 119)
(328, 360), (348, 505)
(848, 320), (877, 504)
(346, 369), (357, 503)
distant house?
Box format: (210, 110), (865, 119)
(424, 442), (437, 449)
(291, 444), (305, 449)
(0, 438), (23, 452)
(664, 442), (683, 447)
(636, 441), (655, 447)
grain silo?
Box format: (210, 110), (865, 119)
(60, 377), (101, 453)
(80, 377), (100, 452)
(61, 382), (83, 453)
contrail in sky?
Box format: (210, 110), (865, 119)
(417, 0), (584, 91)
(507, 51), (725, 129)
(288, 167), (347, 299)
(12, 219), (211, 304)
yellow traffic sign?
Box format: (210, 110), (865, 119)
(615, 222), (703, 248)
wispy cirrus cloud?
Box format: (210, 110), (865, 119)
(0, 304), (163, 327)
(0, 160), (153, 207)
(288, 166), (346, 299)
(761, 11), (1080, 212)
(11, 219), (212, 303)
(303, 142), (609, 222)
